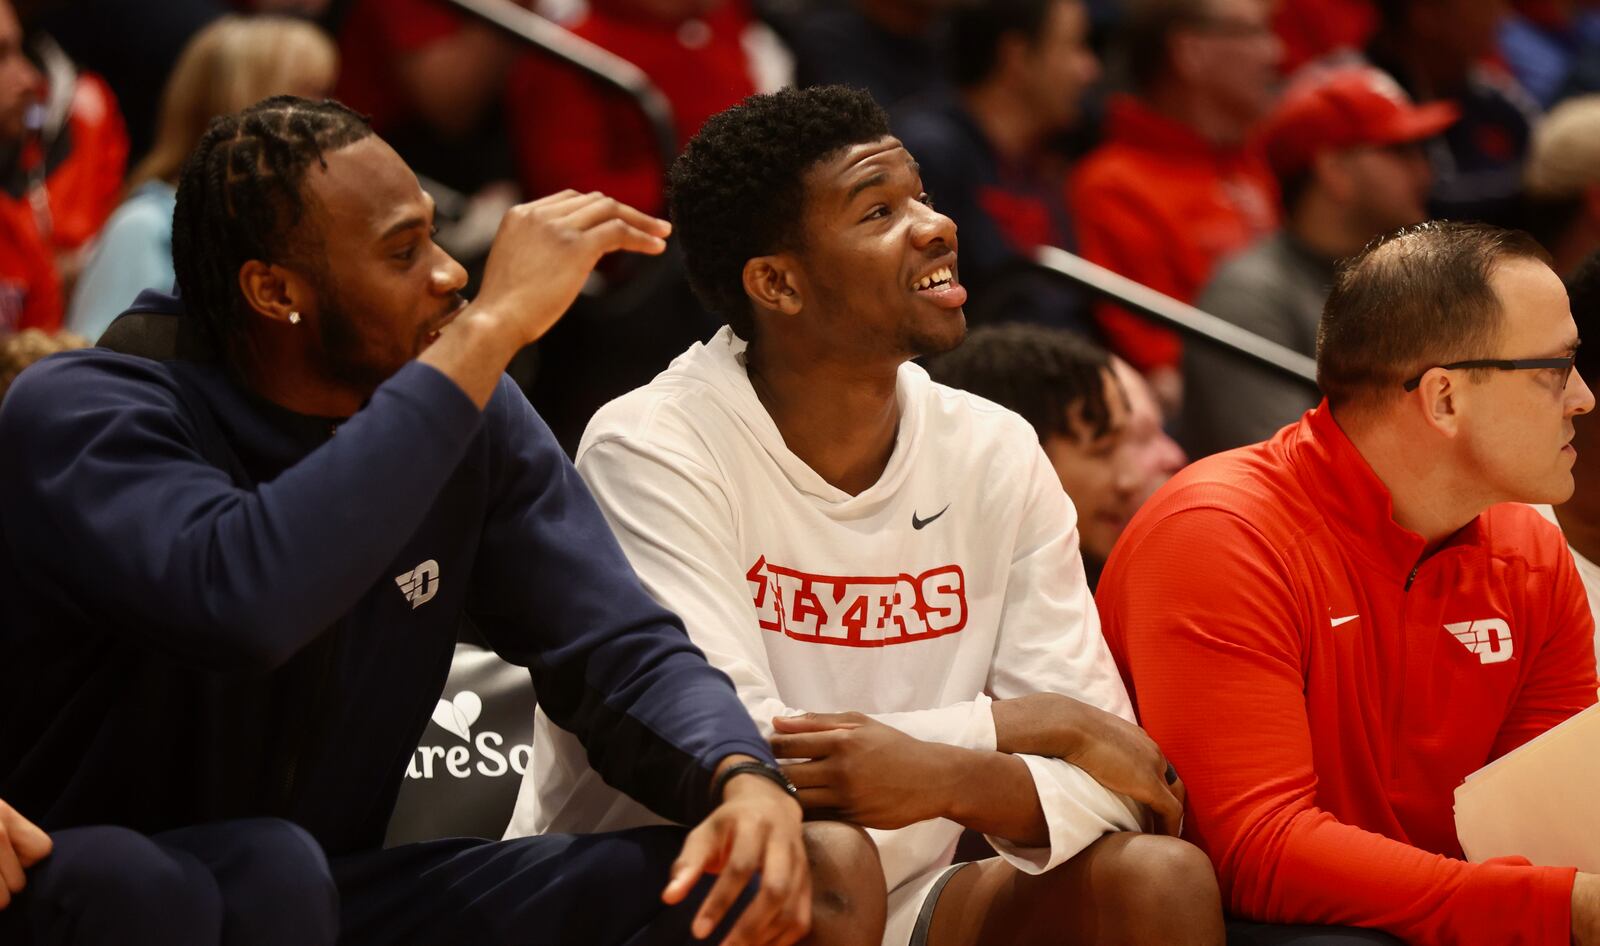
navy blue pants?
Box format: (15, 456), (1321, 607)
(0, 818), (336, 946)
(1, 820), (720, 946)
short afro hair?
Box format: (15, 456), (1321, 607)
(924, 323), (1120, 443)
(668, 86), (891, 340)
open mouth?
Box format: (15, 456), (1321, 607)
(424, 302), (467, 345)
(911, 266), (954, 292)
(909, 262), (967, 309)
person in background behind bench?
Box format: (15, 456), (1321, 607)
(1069, 0), (1282, 415)
(0, 0), (126, 334)
(66, 14), (339, 343)
(1101, 221), (1600, 945)
(925, 323), (1146, 588)
(1534, 250), (1600, 643)
(1185, 65), (1454, 457)
(893, 0), (1100, 333)
(0, 96), (816, 946)
(1521, 94), (1600, 279)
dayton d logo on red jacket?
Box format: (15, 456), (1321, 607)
(746, 557), (968, 647)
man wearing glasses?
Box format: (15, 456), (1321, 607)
(1098, 221), (1600, 945)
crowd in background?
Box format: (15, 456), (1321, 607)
(3, 2), (1600, 943)
(3, 0), (1600, 542)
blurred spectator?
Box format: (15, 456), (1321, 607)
(0, 326), (83, 401)
(1522, 93), (1600, 276)
(786, 0), (951, 109)
(1499, 0), (1600, 109)
(22, 0), (221, 161)
(334, 0), (527, 193)
(894, 0), (1099, 332)
(66, 15), (337, 342)
(1070, 0), (1282, 414)
(1364, 0), (1540, 225)
(1185, 66), (1454, 456)
(1273, 0), (1376, 73)
(924, 323), (1139, 584)
(1110, 354), (1186, 508)
(1536, 249), (1600, 640)
(506, 0), (786, 214)
(0, 0), (126, 334)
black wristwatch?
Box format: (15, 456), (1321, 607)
(712, 759), (798, 804)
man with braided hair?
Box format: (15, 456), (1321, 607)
(0, 95), (825, 946)
(510, 85), (1225, 946)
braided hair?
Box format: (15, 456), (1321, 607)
(171, 95), (372, 356)
(923, 323), (1120, 443)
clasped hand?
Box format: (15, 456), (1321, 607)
(994, 693), (1185, 836)
(770, 712), (951, 830)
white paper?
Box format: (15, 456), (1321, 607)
(1454, 703), (1600, 871)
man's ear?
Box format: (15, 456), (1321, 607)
(238, 260), (315, 326)
(742, 255), (804, 318)
(1415, 368), (1464, 438)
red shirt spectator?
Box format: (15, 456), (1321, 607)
(1273, 0), (1377, 74)
(1098, 403), (1596, 943)
(505, 0), (761, 212)
(1069, 95), (1278, 373)
(335, 0), (462, 134)
(1, 71), (128, 333)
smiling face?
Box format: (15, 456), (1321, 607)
(289, 136), (468, 391)
(757, 137), (968, 360)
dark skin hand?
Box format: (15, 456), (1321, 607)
(771, 713), (1049, 846)
(663, 755), (812, 946)
(0, 799), (51, 911)
(992, 692), (1185, 836)
(772, 696), (1184, 841)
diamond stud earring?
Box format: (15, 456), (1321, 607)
(288, 311), (302, 325)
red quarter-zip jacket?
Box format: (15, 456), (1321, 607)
(1098, 403), (1597, 945)
(1068, 96), (1278, 372)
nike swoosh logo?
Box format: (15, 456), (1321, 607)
(1330, 615), (1360, 628)
(912, 505), (950, 530)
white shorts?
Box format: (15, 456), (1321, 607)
(883, 862), (968, 946)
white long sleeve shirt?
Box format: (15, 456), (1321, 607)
(507, 327), (1141, 894)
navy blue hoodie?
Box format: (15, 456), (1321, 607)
(0, 294), (774, 855)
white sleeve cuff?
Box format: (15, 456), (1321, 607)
(983, 754), (1144, 874)
(869, 692), (996, 751)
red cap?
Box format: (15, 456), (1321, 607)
(1260, 66), (1460, 176)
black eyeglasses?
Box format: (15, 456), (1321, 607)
(1402, 355), (1578, 392)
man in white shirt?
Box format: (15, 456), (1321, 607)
(508, 85), (1224, 946)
